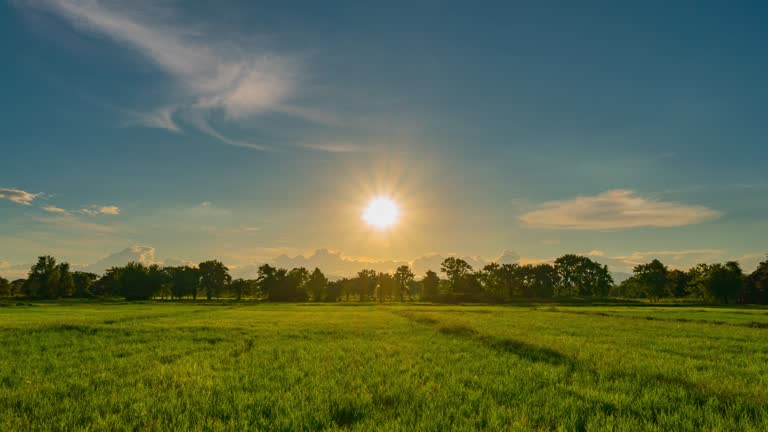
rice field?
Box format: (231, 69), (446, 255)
(1, 301), (767, 431)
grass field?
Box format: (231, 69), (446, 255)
(1, 302), (767, 431)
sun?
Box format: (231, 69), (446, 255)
(362, 197), (400, 229)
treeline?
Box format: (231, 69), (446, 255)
(615, 259), (768, 304)
(1, 254), (767, 304)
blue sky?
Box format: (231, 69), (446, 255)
(1, 1), (767, 278)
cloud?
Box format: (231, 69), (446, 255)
(95, 205), (120, 215)
(40, 205), (70, 215)
(83, 246), (156, 274)
(0, 188), (40, 205)
(610, 249), (725, 268)
(519, 190), (721, 230)
(80, 205), (120, 216)
(0, 261), (32, 280)
(19, 0), (297, 149)
(36, 214), (119, 234)
(735, 253), (768, 273)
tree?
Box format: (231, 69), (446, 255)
(376, 272), (394, 302)
(633, 259), (669, 301)
(287, 267), (310, 302)
(745, 256), (768, 304)
(23, 256), (74, 299)
(0, 277), (10, 297)
(356, 269), (377, 301)
(326, 279), (345, 302)
(167, 266), (200, 299)
(257, 264), (280, 300)
(685, 263), (711, 299)
(667, 269), (690, 298)
(440, 257), (473, 294)
(306, 268), (328, 302)
(10, 279), (25, 297)
(117, 262), (166, 301)
(479, 263), (522, 299)
(463, 272), (484, 297)
(259, 265), (309, 302)
(616, 276), (644, 298)
(692, 261), (744, 304)
(520, 264), (558, 298)
(93, 267), (121, 297)
(421, 270), (440, 301)
(199, 260), (231, 300)
(394, 265), (415, 301)
(58, 263), (75, 297)
(229, 278), (255, 301)
(72, 271), (98, 298)
(554, 254), (613, 297)
(479, 263), (504, 299)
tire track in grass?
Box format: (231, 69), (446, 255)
(391, 309), (767, 424)
(393, 310), (574, 368)
(102, 306), (233, 324)
(536, 307), (768, 329)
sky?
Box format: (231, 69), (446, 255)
(1, 1), (767, 279)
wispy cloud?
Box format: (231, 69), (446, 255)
(41, 205), (70, 215)
(79, 205), (120, 216)
(18, 0), (301, 150)
(608, 249), (724, 268)
(35, 214), (120, 234)
(0, 188), (40, 205)
(519, 190), (721, 230)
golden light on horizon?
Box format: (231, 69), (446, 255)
(362, 197), (400, 229)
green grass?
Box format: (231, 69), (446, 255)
(1, 302), (767, 431)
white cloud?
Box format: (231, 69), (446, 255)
(735, 253), (767, 273)
(83, 246), (156, 274)
(95, 205), (120, 215)
(0, 261), (31, 280)
(594, 249), (724, 272)
(80, 205), (120, 216)
(0, 188), (39, 205)
(519, 189), (721, 230)
(41, 205), (70, 215)
(19, 0), (297, 149)
(36, 214), (119, 234)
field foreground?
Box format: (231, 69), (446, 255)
(1, 302), (767, 431)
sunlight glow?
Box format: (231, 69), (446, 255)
(362, 197), (399, 229)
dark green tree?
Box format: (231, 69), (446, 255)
(421, 270), (440, 301)
(520, 264), (558, 298)
(326, 278), (345, 302)
(394, 265), (415, 301)
(93, 267), (121, 297)
(257, 264), (280, 300)
(72, 271), (98, 298)
(356, 269), (378, 301)
(229, 278), (255, 301)
(699, 261), (743, 304)
(306, 268), (328, 301)
(633, 259), (669, 301)
(376, 272), (396, 302)
(117, 262), (167, 301)
(167, 266), (200, 299)
(199, 260), (231, 300)
(10, 279), (25, 297)
(554, 254), (613, 297)
(0, 276), (9, 297)
(287, 267), (310, 302)
(23, 256), (74, 299)
(440, 257), (473, 294)
(667, 269), (690, 298)
(745, 256), (768, 304)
